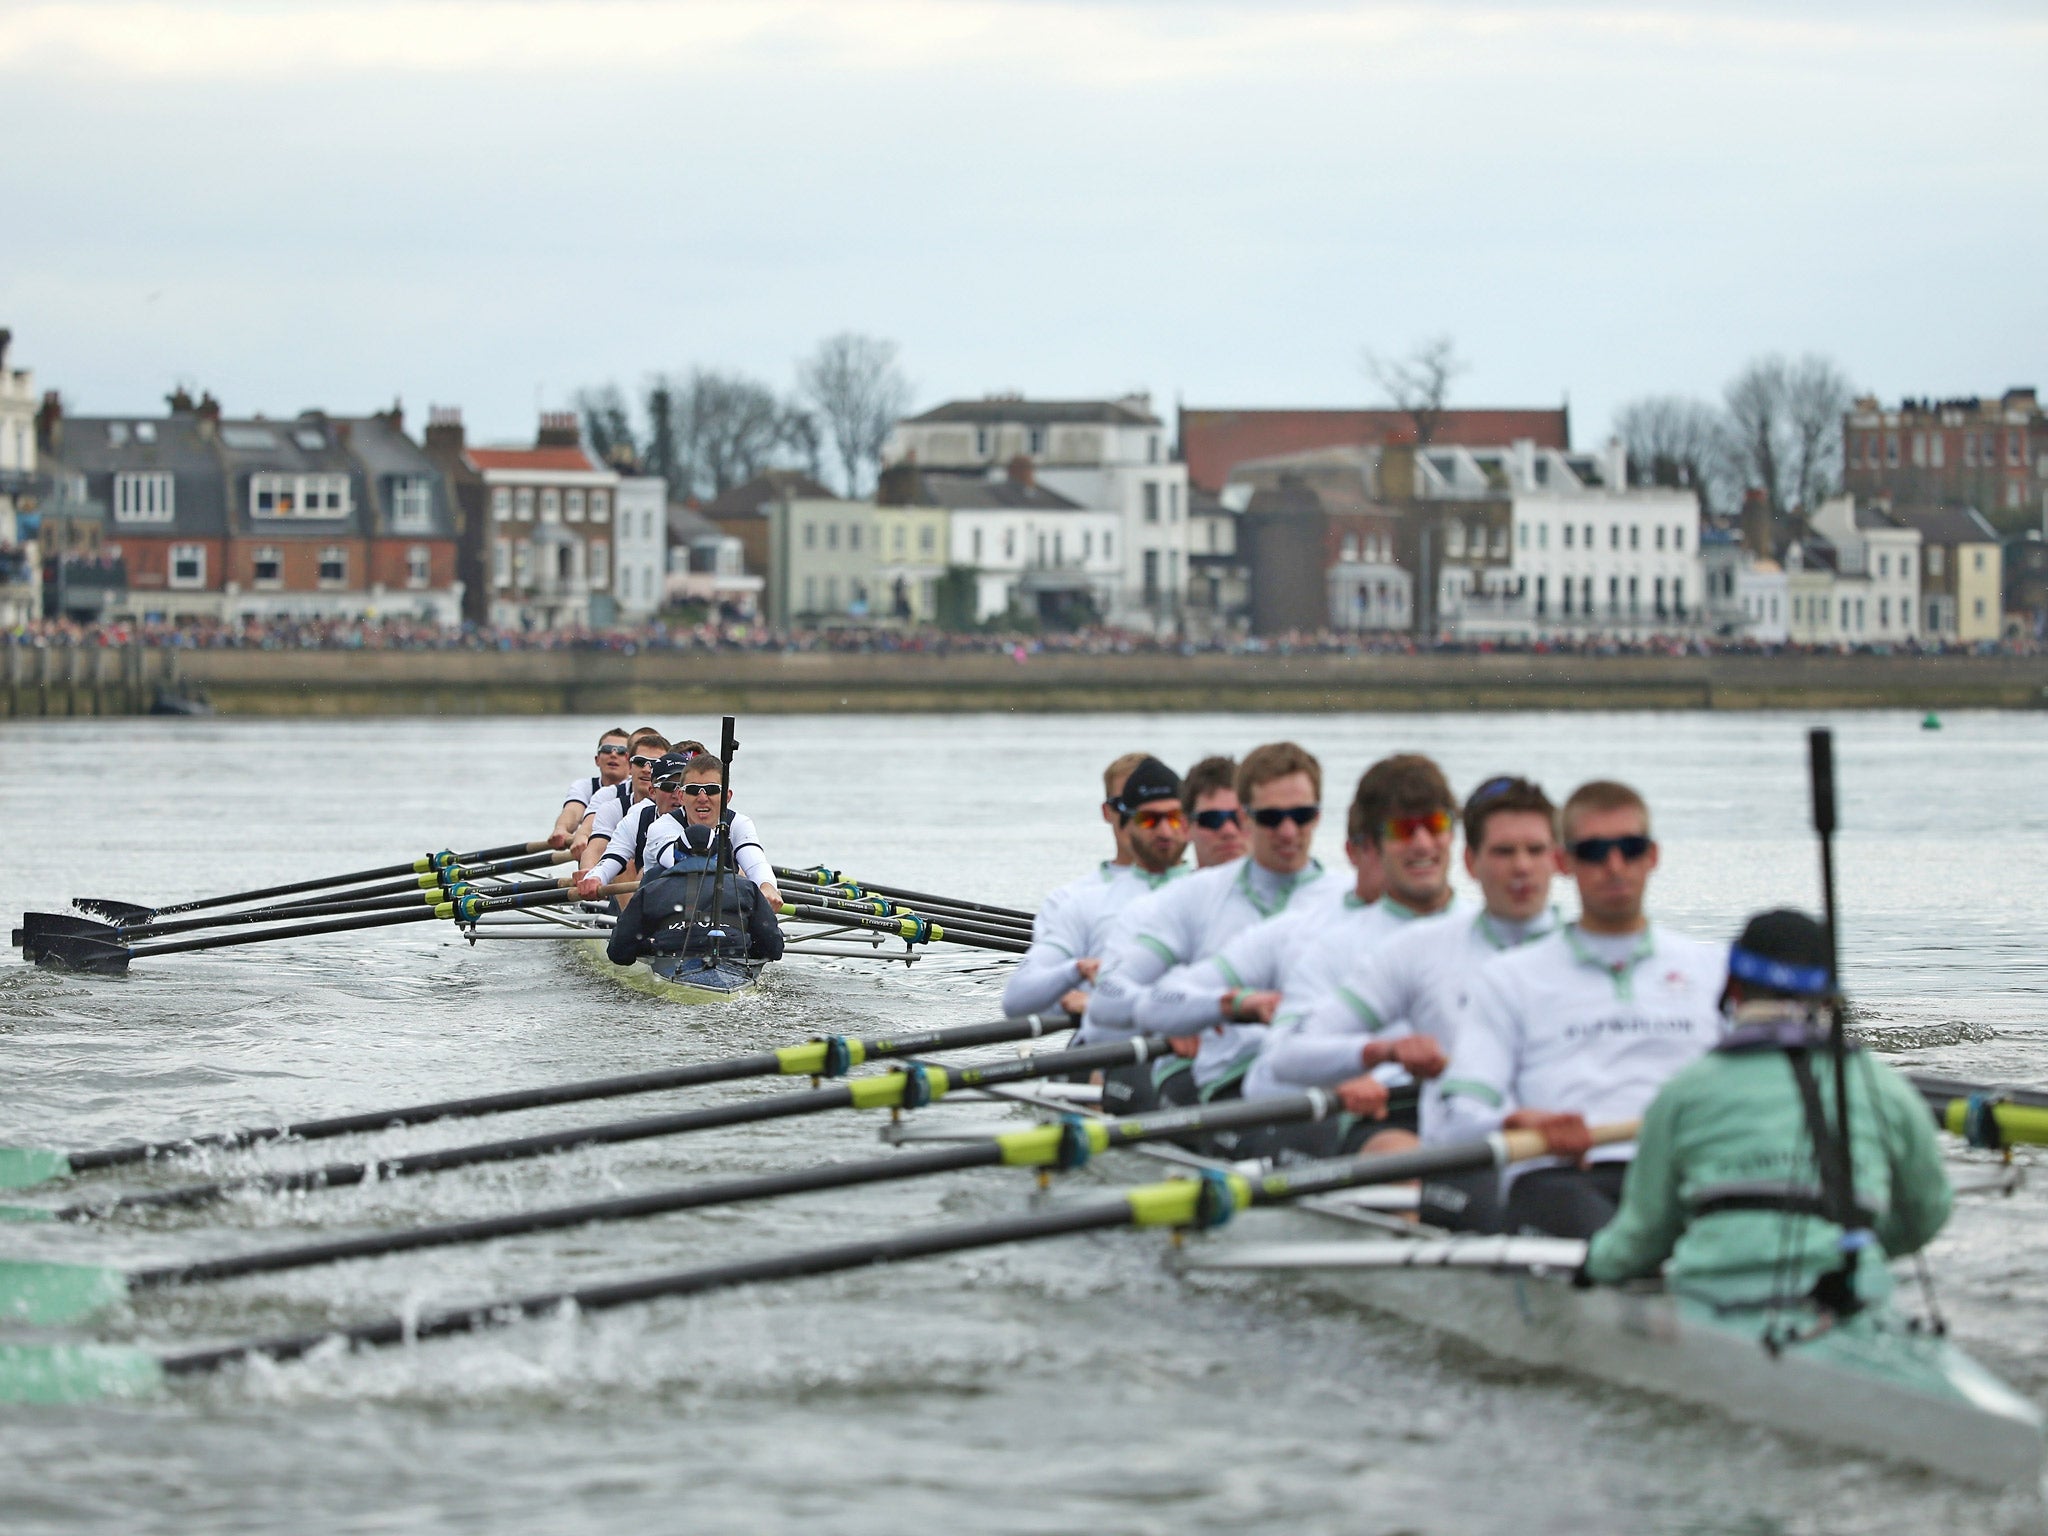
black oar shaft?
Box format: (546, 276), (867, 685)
(781, 892), (1028, 945)
(127, 904), (451, 960)
(196, 852), (564, 925)
(146, 841), (542, 917)
(775, 867), (1034, 923)
(65, 1025), (1111, 1215)
(61, 1014), (1076, 1173)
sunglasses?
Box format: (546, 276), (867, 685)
(630, 754), (663, 768)
(1250, 805), (1320, 828)
(1570, 834), (1653, 864)
(596, 744), (629, 756)
(1193, 808), (1242, 831)
(1132, 809), (1186, 831)
(1384, 810), (1453, 842)
(675, 782), (724, 798)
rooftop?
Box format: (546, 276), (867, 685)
(905, 396), (1160, 429)
(702, 471), (838, 518)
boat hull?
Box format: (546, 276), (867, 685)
(1206, 1197), (2046, 1489)
(573, 938), (764, 1004)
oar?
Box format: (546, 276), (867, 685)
(1912, 1076), (2048, 1148)
(25, 887), (591, 975)
(0, 1046), (1309, 1326)
(778, 884), (1035, 936)
(13, 1036), (1145, 1220)
(0, 1014), (1079, 1194)
(71, 840), (550, 922)
(775, 901), (1027, 956)
(0, 1118), (1620, 1401)
(17, 871), (574, 957)
(779, 889), (1030, 947)
(775, 866), (1035, 924)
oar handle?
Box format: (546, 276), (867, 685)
(1496, 1119), (1641, 1165)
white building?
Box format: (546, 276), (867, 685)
(0, 331), (39, 625)
(885, 395), (1188, 630)
(1808, 495), (1921, 642)
(611, 475), (667, 621)
(1700, 525), (1790, 642)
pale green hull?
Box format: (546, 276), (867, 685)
(571, 938), (763, 1005)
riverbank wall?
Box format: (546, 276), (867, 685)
(8, 643), (2048, 716)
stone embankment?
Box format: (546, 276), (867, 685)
(7, 642), (2046, 716)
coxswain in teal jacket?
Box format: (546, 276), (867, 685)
(1584, 913), (1952, 1309)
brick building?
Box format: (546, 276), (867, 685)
(424, 410), (620, 628)
(1843, 390), (2046, 532)
(37, 392), (459, 623)
(1177, 405), (1572, 495)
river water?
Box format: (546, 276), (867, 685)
(1, 710), (2044, 1535)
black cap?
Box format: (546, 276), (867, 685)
(680, 822), (720, 855)
(651, 752), (700, 788)
(1113, 756), (1181, 815)
(1728, 909), (1832, 997)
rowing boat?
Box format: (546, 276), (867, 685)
(576, 940), (766, 1004)
(950, 1081), (2046, 1489)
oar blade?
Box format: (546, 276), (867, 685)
(26, 935), (132, 974)
(0, 1259), (132, 1325)
(0, 1342), (165, 1405)
(0, 1203), (58, 1223)
(0, 1148), (73, 1191)
(20, 913), (120, 944)
(72, 898), (154, 923)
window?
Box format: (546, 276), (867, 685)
(2008, 483), (2023, 510)
(1103, 532), (1113, 560)
(115, 472), (176, 522)
(1675, 578), (1686, 618)
(252, 547), (282, 587)
(849, 524), (862, 553)
(1878, 553), (1889, 577)
(1911, 433), (1926, 467)
(2012, 435), (2025, 466)
(892, 524), (906, 555)
(1673, 526), (1684, 552)
(1974, 550), (1986, 571)
(1083, 531), (1094, 560)
(1142, 550), (1160, 601)
(566, 490), (586, 523)
(1629, 524), (1639, 551)
(540, 489), (560, 523)
(1535, 575), (1548, 615)
(1931, 435), (1945, 468)
(514, 539), (531, 585)
(1886, 434), (1899, 466)
(407, 546), (431, 588)
(1003, 528), (1015, 559)
(493, 538), (510, 587)
(918, 525), (935, 555)
(1974, 597), (1986, 619)
(1964, 435), (1978, 467)
(252, 473), (349, 518)
(1582, 525), (1593, 549)
(1608, 525), (1619, 550)
(490, 488), (512, 522)
(971, 528), (983, 561)
(1608, 576), (1619, 614)
(1654, 576), (1666, 617)
(804, 575), (817, 610)
(1169, 484), (1180, 522)
(590, 541), (610, 587)
(167, 543), (206, 587)
(1538, 524), (1548, 549)
(975, 427), (990, 457)
(1143, 483), (1160, 523)
(1518, 523), (1528, 549)
(318, 547), (347, 586)
(1655, 526), (1665, 551)
(590, 491), (610, 523)
(1879, 597), (1890, 628)
(1628, 575), (1639, 613)
(1027, 427), (1045, 455)
(1561, 579), (1573, 617)
(1929, 546), (1944, 576)
(1562, 524), (1574, 550)
(825, 576), (840, 609)
(827, 523), (839, 551)
(511, 487), (533, 521)
(390, 478), (434, 532)
(1342, 535), (1360, 562)
(804, 522), (816, 550)
(1148, 435), (1161, 464)
(1928, 600), (1940, 629)
(1446, 522), (1466, 557)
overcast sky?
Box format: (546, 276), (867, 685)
(4, 0), (2043, 448)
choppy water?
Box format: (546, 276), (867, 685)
(2, 710), (2045, 1535)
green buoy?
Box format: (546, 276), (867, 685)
(1922, 712), (1942, 730)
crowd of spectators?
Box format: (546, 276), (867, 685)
(0, 614), (2029, 658)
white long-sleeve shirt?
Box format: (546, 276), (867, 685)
(1247, 903), (1555, 1107)
(1001, 862), (1186, 1018)
(585, 782), (641, 844)
(1432, 922), (1728, 1179)
(597, 804), (771, 888)
(1080, 856), (1331, 1086)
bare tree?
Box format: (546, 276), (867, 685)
(1363, 335), (1466, 446)
(1723, 352), (1856, 518)
(1612, 395), (1734, 513)
(798, 333), (913, 496)
(573, 385), (638, 470)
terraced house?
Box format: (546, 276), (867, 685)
(35, 392), (459, 623)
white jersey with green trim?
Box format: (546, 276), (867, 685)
(1139, 889), (1448, 1088)
(1432, 921), (1728, 1179)
(1001, 862), (1187, 1019)
(1077, 856), (1332, 1079)
(1246, 902), (1555, 1105)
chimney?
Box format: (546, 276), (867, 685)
(0, 329), (10, 371)
(36, 390), (62, 455)
(1511, 438), (1536, 490)
(536, 410), (581, 448)
(1006, 453), (1035, 488)
(1379, 442), (1416, 501)
(424, 405), (466, 457)
(379, 396), (404, 434)
(1606, 435), (1628, 492)
(166, 386), (196, 414)
(197, 392), (221, 424)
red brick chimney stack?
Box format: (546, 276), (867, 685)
(36, 390), (62, 454)
(1006, 453), (1035, 488)
(536, 410), (580, 448)
(424, 405), (466, 456)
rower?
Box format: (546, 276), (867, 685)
(577, 749), (685, 898)
(632, 754), (781, 907)
(605, 778), (784, 969)
(1180, 755), (1249, 869)
(1434, 779), (1727, 1239)
(1136, 753), (1459, 1105)
(1581, 909), (1951, 1314)
(1251, 775), (1565, 1225)
(550, 726), (631, 851)
(1080, 742), (1331, 1108)
(577, 728), (672, 878)
(1001, 755), (1190, 1020)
